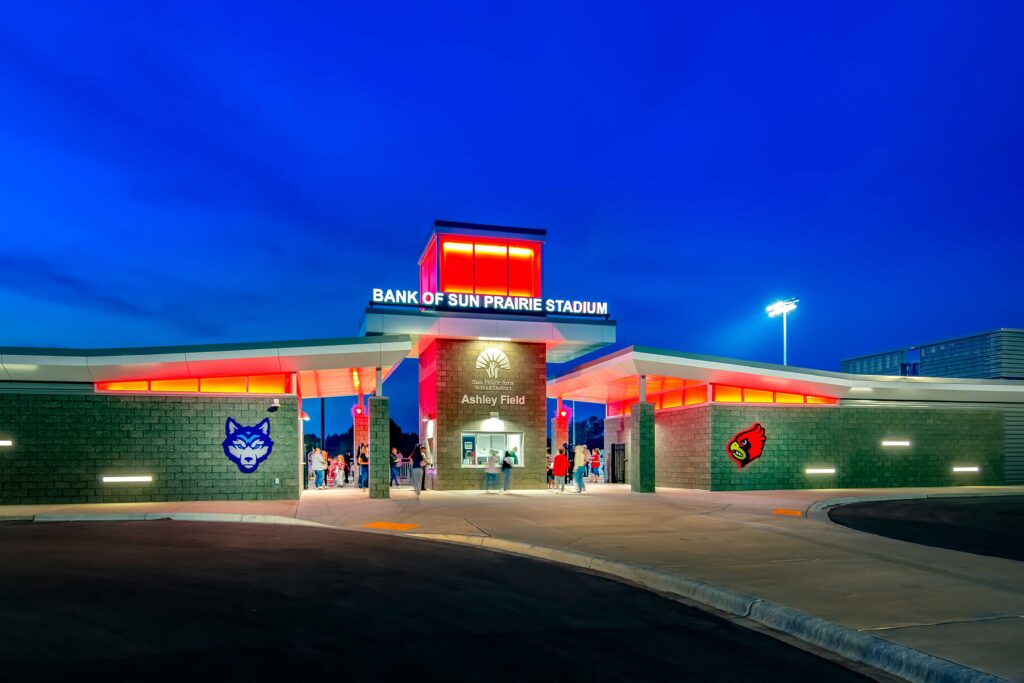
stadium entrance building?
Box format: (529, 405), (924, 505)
(1, 220), (1022, 504)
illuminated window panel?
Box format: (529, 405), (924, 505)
(473, 243), (509, 295)
(660, 390), (683, 409)
(440, 239), (475, 293)
(775, 392), (804, 404)
(806, 396), (837, 405)
(508, 245), (540, 297)
(248, 374), (289, 394)
(684, 385), (707, 405)
(713, 385), (743, 402)
(200, 376), (248, 393)
(96, 380), (149, 392)
(419, 236), (438, 297)
(150, 378), (199, 392)
(743, 388), (774, 403)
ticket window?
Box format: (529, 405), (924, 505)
(461, 432), (523, 467)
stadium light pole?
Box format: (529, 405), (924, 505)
(766, 298), (798, 365)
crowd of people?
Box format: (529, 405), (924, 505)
(306, 442), (606, 496)
(305, 443), (431, 497)
(546, 444), (603, 494)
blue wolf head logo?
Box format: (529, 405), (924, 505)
(222, 418), (274, 473)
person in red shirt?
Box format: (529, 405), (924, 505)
(552, 448), (569, 494)
(589, 448), (602, 483)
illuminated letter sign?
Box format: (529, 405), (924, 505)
(370, 289), (608, 317)
(726, 423), (766, 468)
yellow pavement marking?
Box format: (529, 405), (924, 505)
(363, 521), (420, 531)
(772, 508), (805, 517)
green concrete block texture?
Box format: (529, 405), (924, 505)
(0, 393), (300, 504)
(629, 402), (656, 493)
(709, 405), (1004, 491)
(368, 397), (390, 499)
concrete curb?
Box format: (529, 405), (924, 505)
(412, 532), (1002, 683)
(30, 512), (331, 528)
(807, 490), (1024, 519)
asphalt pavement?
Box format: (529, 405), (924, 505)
(0, 520), (873, 682)
(828, 495), (1024, 562)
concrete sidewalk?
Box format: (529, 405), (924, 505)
(4, 484), (1023, 680)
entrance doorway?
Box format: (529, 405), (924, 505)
(609, 443), (626, 483)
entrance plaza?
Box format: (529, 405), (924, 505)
(3, 484), (1023, 680)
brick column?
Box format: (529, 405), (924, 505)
(551, 415), (569, 453)
(354, 411), (369, 454)
(368, 396), (390, 499)
(629, 402), (655, 493)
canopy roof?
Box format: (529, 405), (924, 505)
(547, 346), (1024, 405)
(0, 335), (412, 398)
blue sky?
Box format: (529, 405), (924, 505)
(1, 1), (1022, 434)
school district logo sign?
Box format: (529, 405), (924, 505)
(222, 418), (274, 473)
(476, 348), (511, 378)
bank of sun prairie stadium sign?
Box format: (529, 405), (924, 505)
(371, 289), (608, 316)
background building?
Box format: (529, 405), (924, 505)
(841, 329), (1024, 379)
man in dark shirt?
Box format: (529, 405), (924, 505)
(342, 451), (353, 484)
(410, 446), (426, 497)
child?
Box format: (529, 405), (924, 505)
(326, 455), (337, 488)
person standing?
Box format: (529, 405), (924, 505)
(590, 448), (602, 483)
(545, 450), (555, 489)
(389, 447), (400, 487)
(357, 445), (369, 489)
(501, 450), (514, 492)
(334, 455), (345, 488)
(552, 447), (569, 493)
(573, 444), (588, 494)
(312, 448), (327, 490)
(410, 445), (426, 498)
(563, 442), (573, 486)
(325, 451), (335, 487)
(484, 450), (499, 493)
(305, 448), (315, 489)
(343, 451), (353, 485)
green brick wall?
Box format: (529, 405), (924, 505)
(709, 404), (1004, 491)
(0, 392), (300, 504)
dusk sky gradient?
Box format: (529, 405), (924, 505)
(1, 2), (1022, 434)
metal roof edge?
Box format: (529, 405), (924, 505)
(549, 344), (1024, 388)
(0, 334), (413, 358)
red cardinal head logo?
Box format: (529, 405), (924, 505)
(727, 423), (767, 468)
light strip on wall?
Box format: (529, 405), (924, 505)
(0, 440), (12, 447)
(881, 440), (911, 447)
(952, 466), (980, 473)
(102, 476), (153, 483)
(805, 468), (836, 474)
(478, 336), (511, 341)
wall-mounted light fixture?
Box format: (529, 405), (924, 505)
(267, 398), (281, 413)
(0, 439), (12, 447)
(300, 411), (311, 422)
(102, 475), (153, 483)
(952, 466), (980, 473)
(805, 468), (836, 475)
(881, 440), (911, 447)
(481, 412), (504, 432)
